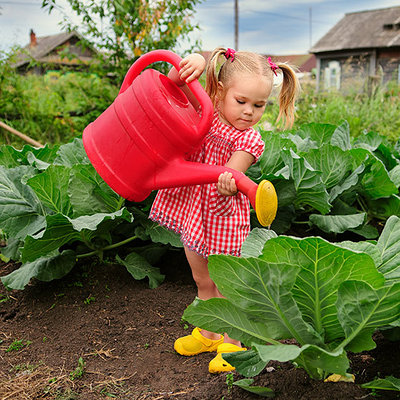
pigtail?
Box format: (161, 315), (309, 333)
(275, 63), (300, 129)
(205, 47), (227, 106)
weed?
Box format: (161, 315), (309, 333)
(6, 339), (32, 352)
(84, 295), (96, 305)
(144, 343), (150, 349)
(226, 372), (234, 394)
(12, 363), (39, 373)
(69, 357), (85, 381)
(0, 294), (9, 303)
(100, 387), (117, 397)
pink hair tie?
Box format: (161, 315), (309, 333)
(267, 57), (278, 76)
(224, 48), (236, 62)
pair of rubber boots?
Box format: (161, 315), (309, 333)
(174, 327), (245, 374)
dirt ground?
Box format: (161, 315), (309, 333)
(0, 249), (399, 400)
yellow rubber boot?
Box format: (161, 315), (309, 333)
(209, 343), (246, 374)
(174, 327), (224, 356)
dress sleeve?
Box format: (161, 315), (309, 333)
(233, 128), (265, 163)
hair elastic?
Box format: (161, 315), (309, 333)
(224, 48), (236, 62)
(267, 57), (279, 76)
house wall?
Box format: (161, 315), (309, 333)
(377, 49), (400, 83)
(318, 52), (370, 93)
(315, 48), (400, 91)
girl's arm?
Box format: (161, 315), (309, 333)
(167, 53), (206, 110)
(217, 151), (255, 196)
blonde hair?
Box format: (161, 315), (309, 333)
(205, 47), (300, 129)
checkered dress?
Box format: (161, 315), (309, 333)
(149, 113), (265, 258)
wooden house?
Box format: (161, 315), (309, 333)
(310, 6), (400, 91)
(14, 30), (97, 74)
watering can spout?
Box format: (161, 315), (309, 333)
(154, 159), (278, 227)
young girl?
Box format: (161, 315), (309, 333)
(149, 47), (299, 373)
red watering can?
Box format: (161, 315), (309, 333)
(82, 50), (277, 226)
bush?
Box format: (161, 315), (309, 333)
(0, 52), (118, 148)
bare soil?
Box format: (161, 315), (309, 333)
(0, 249), (399, 400)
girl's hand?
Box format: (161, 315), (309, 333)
(217, 172), (238, 196)
(178, 53), (206, 83)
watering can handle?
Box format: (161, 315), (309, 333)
(118, 50), (213, 138)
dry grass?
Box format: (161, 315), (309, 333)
(0, 364), (74, 400)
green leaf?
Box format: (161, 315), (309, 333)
(348, 224), (379, 239)
(22, 214), (80, 262)
(286, 132), (318, 153)
(309, 213), (366, 234)
(183, 297), (278, 346)
(297, 123), (337, 146)
(22, 209), (133, 262)
(354, 131), (382, 152)
(116, 252), (164, 289)
(258, 130), (294, 178)
(336, 241), (381, 267)
(361, 155), (398, 199)
(208, 255), (321, 345)
(0, 165), (46, 239)
(223, 349), (268, 377)
(375, 215), (400, 283)
(69, 164), (121, 216)
(241, 228), (277, 258)
(337, 280), (400, 352)
(27, 165), (73, 216)
(144, 221), (183, 248)
(306, 144), (353, 189)
(329, 164), (365, 202)
(361, 376), (400, 391)
(331, 120), (351, 151)
(388, 165), (400, 187)
(232, 378), (275, 397)
(367, 195), (400, 220)
(1, 250), (76, 290)
(260, 236), (385, 341)
(0, 144), (59, 168)
(53, 138), (90, 167)
(281, 149), (331, 214)
(253, 343), (349, 378)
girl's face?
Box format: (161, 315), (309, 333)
(217, 72), (272, 131)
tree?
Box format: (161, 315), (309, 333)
(41, 0), (202, 81)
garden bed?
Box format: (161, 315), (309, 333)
(1, 250), (399, 400)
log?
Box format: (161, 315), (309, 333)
(0, 120), (44, 148)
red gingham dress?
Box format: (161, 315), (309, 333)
(149, 113), (265, 258)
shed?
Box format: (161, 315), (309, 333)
(310, 6), (400, 91)
(14, 30), (97, 74)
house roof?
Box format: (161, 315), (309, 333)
(14, 31), (94, 68)
(310, 6), (400, 54)
(200, 52), (316, 73)
(269, 54), (316, 73)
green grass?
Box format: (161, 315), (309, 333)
(260, 80), (400, 143)
(6, 339), (32, 352)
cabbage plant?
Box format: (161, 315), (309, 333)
(183, 221), (400, 380)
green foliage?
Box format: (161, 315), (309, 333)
(261, 83), (400, 142)
(0, 55), (118, 148)
(233, 379), (275, 397)
(0, 139), (182, 290)
(362, 376), (400, 392)
(253, 120), (400, 237)
(6, 339), (32, 352)
(69, 357), (85, 381)
(41, 0), (202, 82)
(183, 223), (400, 380)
